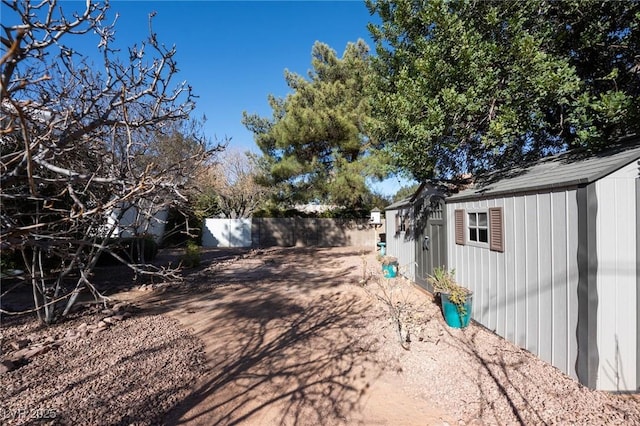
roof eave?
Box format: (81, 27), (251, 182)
(446, 178), (593, 203)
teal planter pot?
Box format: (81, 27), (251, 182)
(441, 293), (473, 328)
(382, 263), (397, 278)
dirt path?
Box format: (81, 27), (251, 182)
(126, 247), (453, 425)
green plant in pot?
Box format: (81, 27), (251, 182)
(428, 267), (473, 328)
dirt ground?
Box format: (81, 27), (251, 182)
(1, 246), (639, 425)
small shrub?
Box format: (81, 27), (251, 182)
(427, 266), (471, 316)
(180, 241), (201, 268)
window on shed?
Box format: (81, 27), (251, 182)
(395, 210), (407, 233)
(455, 207), (504, 252)
(468, 212), (488, 243)
(428, 198), (443, 220)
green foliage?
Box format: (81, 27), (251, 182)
(367, 0), (640, 181)
(243, 40), (393, 209)
(319, 207), (370, 219)
(392, 183), (421, 203)
(252, 204), (372, 219)
(427, 266), (458, 294)
(180, 241), (201, 268)
(252, 206), (313, 218)
(193, 189), (222, 222)
(427, 267), (471, 316)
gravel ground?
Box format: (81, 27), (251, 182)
(1, 247), (639, 425)
(1, 309), (206, 426)
(360, 275), (640, 424)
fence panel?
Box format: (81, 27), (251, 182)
(202, 218), (252, 247)
(203, 218), (383, 248)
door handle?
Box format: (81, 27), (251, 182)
(423, 236), (430, 251)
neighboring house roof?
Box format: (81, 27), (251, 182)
(448, 135), (640, 202)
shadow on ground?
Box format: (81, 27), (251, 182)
(131, 247), (379, 425)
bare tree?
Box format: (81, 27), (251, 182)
(197, 150), (270, 219)
(0, 0), (222, 323)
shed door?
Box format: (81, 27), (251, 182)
(415, 198), (447, 291)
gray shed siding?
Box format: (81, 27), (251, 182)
(385, 185), (448, 282)
(384, 204), (416, 281)
(444, 141), (640, 391)
(594, 161), (638, 390)
(446, 190), (581, 382)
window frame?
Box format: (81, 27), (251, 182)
(466, 209), (490, 248)
(395, 208), (408, 233)
(454, 206), (504, 252)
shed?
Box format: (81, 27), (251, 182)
(445, 136), (640, 391)
(384, 183), (447, 284)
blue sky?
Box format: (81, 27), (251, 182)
(98, 1), (377, 147)
(2, 0), (413, 196)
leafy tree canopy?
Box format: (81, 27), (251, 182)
(392, 183), (421, 203)
(366, 0), (640, 181)
(243, 40), (392, 209)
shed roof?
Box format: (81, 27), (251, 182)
(448, 135), (640, 202)
(385, 181), (447, 210)
(385, 197), (412, 210)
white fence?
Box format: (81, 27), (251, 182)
(201, 218), (383, 248)
(202, 218), (252, 247)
